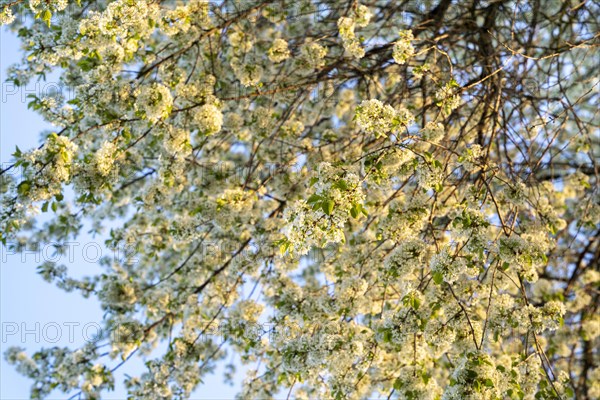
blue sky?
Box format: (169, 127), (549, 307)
(0, 27), (242, 400)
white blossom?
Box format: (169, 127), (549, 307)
(392, 30), (415, 65)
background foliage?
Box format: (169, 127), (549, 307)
(0, 0), (598, 399)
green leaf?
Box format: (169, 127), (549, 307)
(121, 129), (132, 142)
(277, 373), (287, 384)
(393, 377), (403, 390)
(421, 371), (431, 385)
(77, 57), (98, 72)
(41, 202), (49, 212)
(433, 271), (444, 285)
(323, 199), (334, 215)
(274, 238), (291, 255)
(307, 194), (322, 204)
(42, 10), (52, 27)
(17, 181), (31, 196)
(412, 296), (421, 309)
(332, 179), (348, 190)
(383, 330), (392, 343)
(51, 202), (58, 212)
(466, 369), (478, 379)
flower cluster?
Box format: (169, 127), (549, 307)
(384, 239), (426, 281)
(430, 247), (467, 284)
(231, 59), (262, 87)
(392, 30), (415, 65)
(135, 83), (174, 123)
(460, 144), (484, 171)
(0, 6), (15, 25)
(94, 141), (119, 177)
(194, 103), (223, 136)
(299, 42), (328, 69)
(282, 163), (365, 255)
(497, 235), (547, 282)
(29, 0), (69, 13)
(78, 0), (160, 63)
(379, 291), (425, 346)
(267, 38), (291, 63)
(443, 352), (500, 400)
(380, 195), (429, 242)
(515, 301), (566, 333)
(355, 99), (414, 138)
(337, 5), (370, 59)
(338, 17), (365, 59)
(416, 158), (445, 192)
(391, 366), (441, 400)
(1, 1), (594, 399)
(419, 121), (445, 144)
(435, 79), (461, 116)
(18, 133), (78, 202)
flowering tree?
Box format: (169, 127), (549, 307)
(1, 0), (599, 399)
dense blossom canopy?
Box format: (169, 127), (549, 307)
(0, 0), (599, 399)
